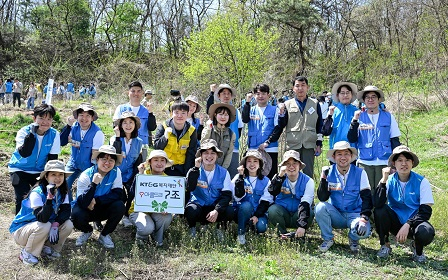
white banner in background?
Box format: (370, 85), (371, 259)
(45, 78), (54, 105)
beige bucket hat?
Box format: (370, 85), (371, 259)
(92, 145), (123, 166)
(331, 82), (358, 103)
(208, 103), (236, 123)
(196, 139), (224, 158)
(326, 141), (358, 163)
(388, 145), (419, 168)
(114, 111), (141, 129)
(213, 83), (236, 101)
(73, 103), (98, 121)
(279, 150), (306, 170)
(38, 160), (74, 180)
(185, 95), (202, 113)
(357, 85), (385, 103)
(148, 150), (173, 167)
(239, 149), (273, 177)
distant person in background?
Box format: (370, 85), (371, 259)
(35, 82), (43, 103)
(113, 81), (157, 161)
(4, 78), (13, 104)
(347, 85), (401, 191)
(57, 82), (65, 101)
(26, 82), (37, 110)
(8, 104), (61, 214)
(374, 146), (435, 263)
(0, 78), (5, 105)
(9, 160), (74, 265)
(164, 89), (183, 114)
(66, 81), (74, 101)
(322, 82), (358, 150)
(13, 78), (23, 107)
(88, 83), (96, 98)
(79, 85), (87, 99)
(318, 91), (332, 120)
(185, 95), (204, 143)
(141, 89), (155, 147)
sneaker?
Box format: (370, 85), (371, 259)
(319, 239), (334, 252)
(121, 216), (133, 228)
(19, 249), (39, 265)
(76, 231), (93, 246)
(410, 241), (427, 263)
(98, 234), (115, 249)
(237, 234), (246, 245)
(93, 221), (104, 232)
(377, 245), (392, 258)
(41, 246), (61, 259)
(189, 227), (197, 238)
(349, 237), (360, 253)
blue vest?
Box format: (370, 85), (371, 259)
(66, 82), (74, 92)
(9, 185), (65, 233)
(247, 105), (278, 149)
(329, 103), (358, 149)
(67, 122), (101, 171)
(275, 173), (310, 212)
(117, 136), (142, 182)
(9, 125), (58, 172)
(5, 81), (13, 92)
(73, 166), (119, 205)
(117, 104), (150, 144)
(387, 172), (423, 224)
(234, 176), (270, 210)
(327, 166), (363, 213)
(189, 165), (228, 207)
(358, 111), (392, 160)
(229, 109), (240, 150)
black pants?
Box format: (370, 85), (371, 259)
(11, 171), (39, 214)
(267, 152), (278, 180)
(184, 202), (234, 228)
(71, 200), (125, 236)
(374, 205), (435, 255)
(13, 92), (21, 107)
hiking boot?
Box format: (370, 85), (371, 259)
(19, 249), (39, 265)
(93, 221), (104, 232)
(41, 246), (61, 259)
(349, 237), (360, 253)
(410, 241), (427, 263)
(98, 234), (115, 249)
(76, 231), (93, 246)
(319, 239), (334, 252)
(237, 234), (246, 245)
(121, 216), (133, 228)
(377, 245), (392, 258)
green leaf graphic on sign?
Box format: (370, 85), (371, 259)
(152, 200), (159, 212)
(160, 201), (168, 212)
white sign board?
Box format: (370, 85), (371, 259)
(45, 78), (54, 105)
(134, 175), (185, 214)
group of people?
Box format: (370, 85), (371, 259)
(0, 77), (23, 107)
(8, 78), (435, 266)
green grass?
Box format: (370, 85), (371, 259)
(1, 99), (448, 279)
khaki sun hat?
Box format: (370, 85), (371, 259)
(73, 103), (98, 121)
(144, 89), (153, 95)
(214, 83), (236, 101)
(196, 139), (224, 158)
(239, 149), (273, 177)
(357, 85), (385, 103)
(331, 82), (358, 103)
(326, 141), (358, 163)
(279, 150), (306, 170)
(92, 145), (123, 166)
(114, 111), (141, 129)
(185, 95), (202, 113)
(38, 160), (73, 180)
(388, 145), (419, 168)
(208, 103), (236, 123)
(148, 149), (173, 167)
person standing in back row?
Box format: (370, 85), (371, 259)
(13, 78), (23, 108)
(279, 76), (323, 178)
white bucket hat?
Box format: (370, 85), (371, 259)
(148, 150), (174, 167)
(326, 141), (358, 163)
(357, 85), (385, 103)
(92, 145), (123, 166)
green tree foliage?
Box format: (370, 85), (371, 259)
(181, 11), (279, 95)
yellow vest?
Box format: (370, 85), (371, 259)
(284, 98), (319, 149)
(163, 123), (195, 165)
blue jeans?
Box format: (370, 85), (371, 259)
(234, 201), (268, 234)
(315, 201), (371, 241)
(27, 97), (35, 109)
(65, 166), (83, 203)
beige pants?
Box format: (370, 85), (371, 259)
(13, 220), (74, 256)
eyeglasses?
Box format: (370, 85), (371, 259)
(364, 95), (378, 100)
(338, 91), (351, 96)
(99, 157), (116, 164)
